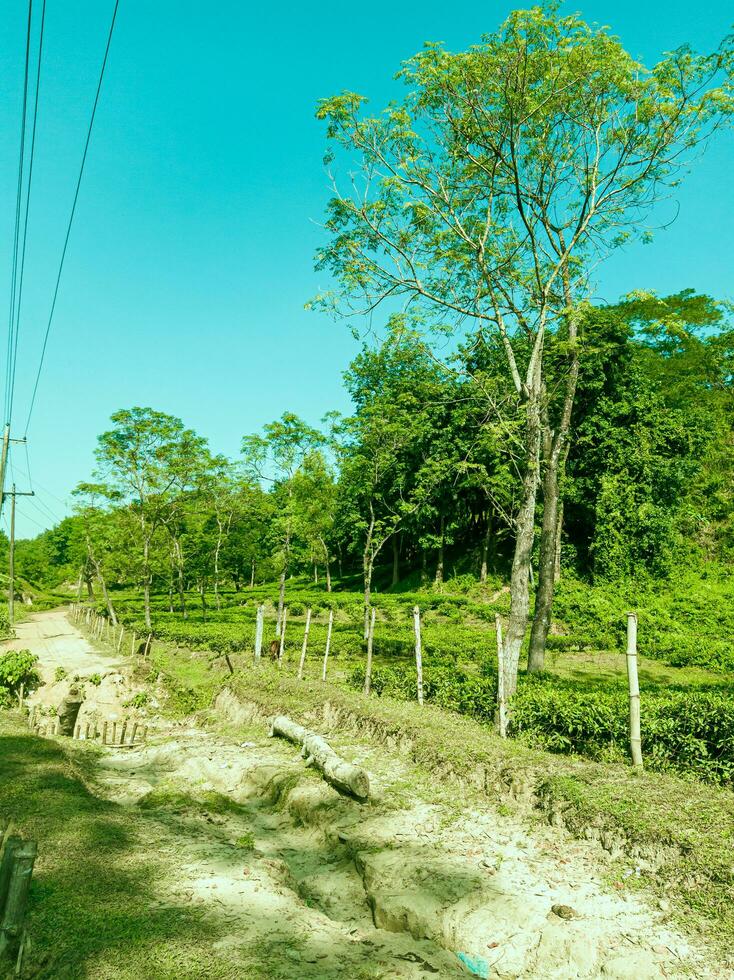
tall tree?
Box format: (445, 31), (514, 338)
(315, 8), (733, 691)
(93, 407), (207, 629)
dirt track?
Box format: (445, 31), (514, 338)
(4, 609), (728, 978)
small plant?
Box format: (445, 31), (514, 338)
(124, 691), (150, 709)
(88, 673), (102, 686)
(234, 832), (255, 850)
(54, 666), (68, 682)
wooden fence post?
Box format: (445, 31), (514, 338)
(278, 608), (287, 665)
(363, 607), (377, 695)
(322, 609), (333, 681)
(116, 626), (125, 653)
(130, 632), (136, 657)
(0, 840), (38, 957)
(254, 605), (264, 661)
(297, 609), (312, 680)
(626, 612), (643, 768)
(495, 613), (507, 738)
(413, 606), (424, 707)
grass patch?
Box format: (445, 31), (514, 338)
(0, 712), (276, 978)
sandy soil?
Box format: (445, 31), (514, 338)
(5, 608), (730, 979)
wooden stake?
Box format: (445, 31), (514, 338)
(130, 722), (138, 745)
(102, 721), (108, 745)
(363, 607), (376, 695)
(626, 612), (643, 768)
(17, 683), (23, 709)
(297, 608), (312, 679)
(224, 654), (234, 674)
(495, 613), (507, 738)
(321, 609), (333, 681)
(111, 722), (117, 745)
(119, 720), (127, 746)
(278, 608), (287, 665)
(254, 604), (264, 661)
(84, 723), (90, 741)
(130, 631), (137, 656)
(413, 606), (424, 707)
(0, 840), (38, 957)
(116, 626), (125, 653)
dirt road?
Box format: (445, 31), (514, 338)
(4, 609), (727, 978)
(3, 607), (123, 685)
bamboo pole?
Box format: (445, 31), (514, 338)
(130, 632), (136, 657)
(626, 612), (643, 768)
(495, 613), (507, 738)
(297, 609), (312, 679)
(321, 609), (333, 681)
(363, 607), (376, 695)
(254, 604), (264, 661)
(413, 606), (424, 706)
(116, 626), (125, 653)
(278, 608), (287, 665)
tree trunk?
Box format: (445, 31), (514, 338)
(480, 512), (493, 585)
(391, 535), (400, 587)
(528, 355), (579, 674)
(420, 549), (428, 585)
(363, 556), (373, 641)
(314, 563), (318, 585)
(89, 548), (117, 626)
(85, 569), (94, 601)
(554, 500), (564, 584)
(199, 582), (207, 621)
(174, 538), (186, 618)
(325, 557), (332, 593)
(143, 537), (152, 630)
(434, 516), (445, 586)
(214, 521), (223, 610)
(270, 715), (370, 800)
(250, 559), (255, 588)
(502, 385), (542, 698)
(275, 570), (286, 637)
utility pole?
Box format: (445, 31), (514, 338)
(0, 424), (9, 520)
(0, 432), (27, 522)
(4, 484), (35, 626)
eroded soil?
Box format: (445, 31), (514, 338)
(5, 609), (728, 979)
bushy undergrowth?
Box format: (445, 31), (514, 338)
(0, 649), (40, 706)
(348, 662), (734, 785)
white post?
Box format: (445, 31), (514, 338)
(626, 612), (643, 768)
(495, 613), (507, 738)
(413, 605), (424, 707)
(297, 608), (312, 679)
(363, 607), (376, 695)
(254, 604), (264, 661)
(322, 609), (334, 681)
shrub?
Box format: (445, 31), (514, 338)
(0, 649), (41, 702)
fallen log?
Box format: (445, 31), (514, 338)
(270, 714), (370, 801)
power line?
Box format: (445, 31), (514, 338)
(4, 0), (34, 425)
(24, 0), (120, 436)
(8, 0), (47, 426)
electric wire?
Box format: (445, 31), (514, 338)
(4, 0), (34, 425)
(8, 0), (47, 426)
(24, 0), (120, 436)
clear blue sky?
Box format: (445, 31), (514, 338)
(1, 0), (732, 538)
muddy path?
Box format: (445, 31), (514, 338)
(5, 609), (727, 978)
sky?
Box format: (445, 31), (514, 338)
(0, 0), (732, 538)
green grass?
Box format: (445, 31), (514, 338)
(0, 713), (280, 979)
